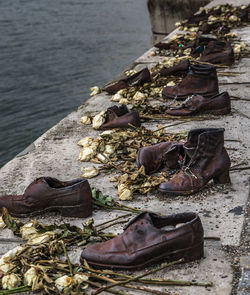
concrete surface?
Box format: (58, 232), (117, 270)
(0, 0), (250, 294)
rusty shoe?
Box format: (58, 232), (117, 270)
(162, 64), (219, 100)
(104, 68), (151, 95)
(165, 92), (231, 116)
(136, 142), (184, 174)
(159, 128), (231, 195)
(101, 105), (141, 129)
(157, 60), (190, 77)
(0, 177), (92, 218)
(80, 212), (204, 269)
(200, 41), (234, 65)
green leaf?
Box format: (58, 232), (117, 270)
(1, 207), (23, 235)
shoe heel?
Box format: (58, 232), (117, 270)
(60, 202), (92, 218)
(213, 170), (231, 184)
(183, 242), (204, 262)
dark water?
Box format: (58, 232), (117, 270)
(0, 0), (150, 168)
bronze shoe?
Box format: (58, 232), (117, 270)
(104, 68), (151, 95)
(162, 64), (219, 100)
(165, 92), (231, 116)
(159, 128), (231, 195)
(0, 177), (92, 218)
(157, 60), (190, 77)
(200, 41), (234, 65)
(80, 212), (204, 269)
(101, 105), (141, 129)
(136, 142), (184, 174)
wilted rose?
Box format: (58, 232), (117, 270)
(133, 91), (146, 101)
(27, 231), (55, 245)
(80, 116), (92, 125)
(81, 166), (99, 178)
(90, 86), (101, 96)
(92, 111), (106, 129)
(20, 222), (38, 240)
(55, 275), (73, 291)
(24, 267), (39, 286)
(2, 274), (21, 290)
(77, 137), (93, 147)
(0, 246), (23, 273)
(78, 146), (96, 161)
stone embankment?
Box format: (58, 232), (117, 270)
(0, 0), (249, 294)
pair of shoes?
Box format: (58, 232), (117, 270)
(100, 105), (141, 129)
(80, 211), (204, 269)
(137, 128), (231, 195)
(0, 177), (92, 218)
(104, 68), (151, 95)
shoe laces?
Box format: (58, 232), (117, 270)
(169, 95), (194, 109)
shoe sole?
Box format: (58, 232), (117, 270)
(6, 202), (92, 218)
(81, 241), (204, 269)
(166, 106), (231, 117)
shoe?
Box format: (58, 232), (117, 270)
(186, 9), (208, 24)
(158, 60), (190, 77)
(200, 41), (234, 65)
(136, 142), (184, 174)
(104, 68), (151, 95)
(80, 212), (204, 269)
(0, 177), (92, 218)
(100, 105), (141, 129)
(154, 41), (179, 51)
(165, 92), (231, 116)
(159, 128), (231, 195)
(162, 64), (219, 100)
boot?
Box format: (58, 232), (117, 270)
(162, 64), (219, 100)
(101, 105), (141, 129)
(165, 92), (231, 116)
(136, 142), (184, 174)
(200, 41), (234, 65)
(159, 128), (231, 195)
(104, 68), (151, 95)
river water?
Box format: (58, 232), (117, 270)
(0, 0), (150, 168)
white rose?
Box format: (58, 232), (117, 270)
(2, 274), (21, 290)
(81, 167), (99, 178)
(27, 232), (55, 245)
(20, 222), (38, 240)
(55, 275), (73, 291)
(92, 111), (106, 129)
(24, 267), (38, 286)
(80, 116), (92, 125)
(90, 86), (101, 96)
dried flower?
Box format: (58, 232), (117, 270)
(27, 231), (55, 245)
(111, 91), (123, 102)
(0, 246), (23, 273)
(119, 98), (129, 104)
(104, 144), (115, 155)
(90, 86), (101, 96)
(79, 146), (96, 161)
(73, 274), (88, 284)
(80, 116), (92, 125)
(118, 184), (133, 201)
(81, 166), (99, 178)
(20, 222), (38, 240)
(92, 111), (106, 129)
(2, 274), (21, 290)
(166, 81), (176, 86)
(0, 216), (6, 228)
(24, 267), (39, 286)
(133, 91), (146, 101)
(77, 137), (93, 147)
(55, 275), (73, 291)
(229, 15), (238, 22)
